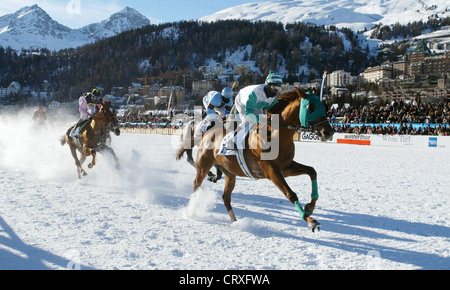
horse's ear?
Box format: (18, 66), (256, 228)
(295, 87), (307, 99)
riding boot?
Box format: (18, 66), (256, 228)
(225, 121), (255, 150)
(70, 119), (87, 138)
(70, 126), (79, 138)
(225, 130), (238, 150)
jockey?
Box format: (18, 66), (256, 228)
(70, 89), (101, 138)
(32, 107), (48, 123)
(226, 70), (283, 149)
(195, 88), (234, 137)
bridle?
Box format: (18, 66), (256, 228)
(282, 116), (330, 133)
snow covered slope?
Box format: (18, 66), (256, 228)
(0, 5), (150, 51)
(200, 0), (450, 31)
(0, 110), (449, 270)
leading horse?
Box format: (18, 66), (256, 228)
(193, 88), (334, 232)
(61, 102), (121, 179)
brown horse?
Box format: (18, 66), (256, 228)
(61, 102), (121, 179)
(192, 88), (334, 232)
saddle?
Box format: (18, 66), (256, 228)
(70, 119), (90, 139)
(218, 124), (257, 180)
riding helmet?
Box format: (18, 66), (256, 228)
(92, 89), (101, 97)
(222, 87), (234, 99)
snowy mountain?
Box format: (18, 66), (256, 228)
(200, 0), (450, 31)
(0, 5), (150, 51)
(78, 7), (151, 41)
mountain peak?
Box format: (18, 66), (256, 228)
(82, 6), (150, 40)
(0, 5), (150, 50)
(120, 7), (139, 14)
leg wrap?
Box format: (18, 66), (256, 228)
(312, 180), (319, 200)
(295, 201), (306, 220)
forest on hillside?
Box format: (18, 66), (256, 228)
(0, 18), (448, 103)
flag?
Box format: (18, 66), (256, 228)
(320, 70), (327, 101)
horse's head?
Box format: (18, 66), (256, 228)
(268, 88), (334, 142)
(297, 88), (334, 141)
(99, 102), (120, 136)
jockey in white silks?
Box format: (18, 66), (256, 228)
(194, 88), (234, 138)
(226, 70), (284, 150)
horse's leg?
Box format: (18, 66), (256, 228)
(207, 164), (224, 183)
(222, 172), (237, 223)
(102, 146), (121, 170)
(281, 161), (318, 216)
(259, 160), (320, 231)
(188, 146), (219, 183)
(193, 150), (215, 192)
(88, 150), (96, 169)
(186, 149), (196, 167)
(69, 144), (87, 179)
(110, 149), (121, 170)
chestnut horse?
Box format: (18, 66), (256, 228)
(193, 88), (334, 232)
(61, 102), (121, 179)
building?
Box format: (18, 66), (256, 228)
(328, 70), (353, 87)
(192, 80), (218, 97)
(423, 51), (449, 77)
(235, 64), (250, 76)
(158, 86), (186, 108)
(198, 66), (212, 75)
(110, 87), (127, 97)
(128, 82), (142, 94)
(393, 60), (410, 79)
(0, 87), (7, 98)
(361, 63), (393, 83)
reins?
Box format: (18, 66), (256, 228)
(282, 118), (329, 133)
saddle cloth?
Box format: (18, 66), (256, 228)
(217, 127), (258, 180)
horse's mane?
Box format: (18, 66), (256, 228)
(268, 90), (301, 115)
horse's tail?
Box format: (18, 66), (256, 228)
(60, 136), (67, 146)
(60, 127), (73, 146)
(176, 120), (195, 161)
(176, 147), (187, 161)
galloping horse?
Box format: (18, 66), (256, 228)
(61, 102), (121, 179)
(193, 88), (334, 232)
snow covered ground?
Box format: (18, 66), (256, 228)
(0, 111), (449, 270)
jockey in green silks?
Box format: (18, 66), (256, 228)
(226, 70), (283, 150)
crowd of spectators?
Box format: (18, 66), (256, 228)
(329, 101), (449, 124)
(333, 123), (450, 136)
(329, 100), (450, 136)
(117, 111), (184, 129)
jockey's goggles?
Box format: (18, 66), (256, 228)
(268, 83), (282, 93)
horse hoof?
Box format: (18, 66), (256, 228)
(308, 220), (321, 233)
(207, 175), (218, 183)
(88, 164), (93, 169)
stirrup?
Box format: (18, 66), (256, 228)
(70, 128), (79, 138)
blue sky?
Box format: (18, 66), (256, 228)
(0, 0), (268, 28)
